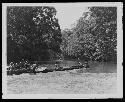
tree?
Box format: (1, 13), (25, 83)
(88, 7), (117, 62)
(61, 11), (97, 60)
(61, 29), (74, 58)
(61, 7), (117, 62)
(7, 6), (62, 63)
(72, 12), (97, 60)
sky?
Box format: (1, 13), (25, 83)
(4, 3), (119, 30)
(55, 6), (87, 30)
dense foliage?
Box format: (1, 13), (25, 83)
(7, 6), (62, 64)
(7, 6), (117, 64)
(89, 7), (117, 61)
(61, 7), (117, 62)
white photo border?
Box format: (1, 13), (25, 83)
(2, 2), (123, 99)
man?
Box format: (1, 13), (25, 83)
(84, 61), (89, 69)
(78, 58), (84, 69)
(30, 61), (37, 74)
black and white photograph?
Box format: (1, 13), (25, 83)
(2, 2), (123, 99)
